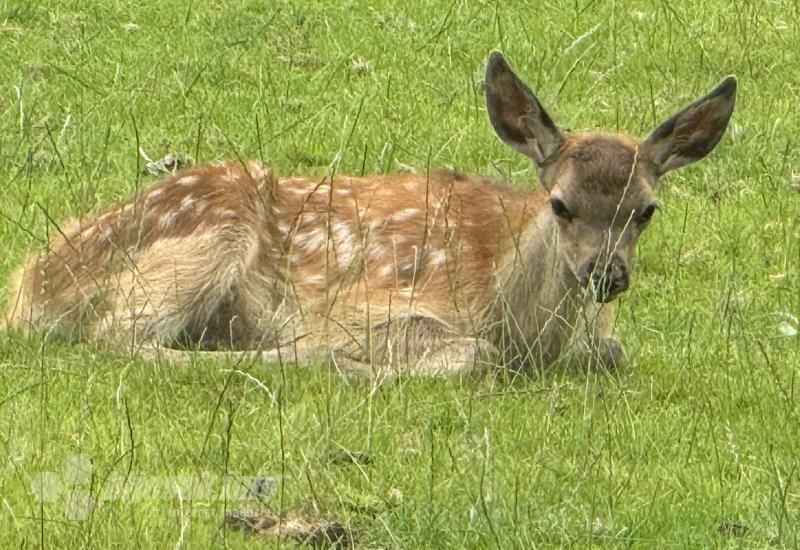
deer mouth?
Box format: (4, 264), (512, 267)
(594, 287), (624, 303)
(581, 274), (629, 303)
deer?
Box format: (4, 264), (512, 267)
(3, 53), (736, 378)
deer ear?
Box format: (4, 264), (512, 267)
(485, 52), (564, 168)
(641, 76), (737, 177)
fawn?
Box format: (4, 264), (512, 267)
(4, 53), (736, 377)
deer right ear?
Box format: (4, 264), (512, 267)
(485, 52), (564, 169)
(641, 76), (737, 177)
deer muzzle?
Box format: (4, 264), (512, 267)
(579, 256), (630, 303)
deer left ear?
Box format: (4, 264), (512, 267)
(485, 52), (565, 172)
(641, 76), (737, 177)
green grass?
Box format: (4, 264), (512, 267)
(2, 0), (800, 546)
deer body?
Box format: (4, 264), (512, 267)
(4, 53), (736, 376)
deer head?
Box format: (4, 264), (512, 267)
(485, 52), (736, 302)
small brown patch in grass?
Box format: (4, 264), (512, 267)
(225, 510), (354, 548)
(140, 149), (189, 176)
(325, 448), (373, 466)
(717, 521), (748, 538)
(790, 173), (800, 192)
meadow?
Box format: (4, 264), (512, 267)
(1, 0), (799, 546)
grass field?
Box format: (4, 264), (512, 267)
(2, 0), (800, 547)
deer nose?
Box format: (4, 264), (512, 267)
(580, 258), (629, 302)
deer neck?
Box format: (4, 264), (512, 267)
(498, 203), (577, 287)
(485, 207), (585, 363)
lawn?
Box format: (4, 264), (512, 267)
(1, 0), (800, 547)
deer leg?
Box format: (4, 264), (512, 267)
(137, 341), (390, 379)
(566, 302), (627, 370)
(138, 314), (500, 379)
(333, 315), (499, 378)
(93, 236), (261, 350)
(594, 303), (627, 369)
(403, 337), (499, 377)
(137, 340), (313, 367)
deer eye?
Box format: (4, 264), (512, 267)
(550, 198), (573, 221)
(637, 203), (658, 225)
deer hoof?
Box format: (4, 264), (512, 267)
(598, 337), (627, 370)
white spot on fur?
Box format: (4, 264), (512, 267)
(287, 187), (310, 197)
(195, 220), (227, 234)
(379, 263), (394, 278)
(429, 249), (446, 267)
(332, 221), (357, 269)
(177, 175), (200, 187)
(298, 212), (317, 225)
(336, 247), (357, 270)
(370, 246), (388, 261)
(277, 221), (292, 236)
(247, 160), (269, 181)
(293, 229), (326, 252)
(158, 211), (178, 230)
(304, 273), (326, 286)
(226, 169), (241, 182)
(282, 177), (310, 185)
(147, 187), (165, 201)
(313, 184), (331, 196)
(332, 221), (353, 246)
(179, 195), (195, 212)
(392, 208), (420, 223)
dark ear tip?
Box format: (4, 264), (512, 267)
(715, 75), (737, 99)
(486, 51), (509, 78)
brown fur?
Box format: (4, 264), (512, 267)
(3, 53), (736, 377)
